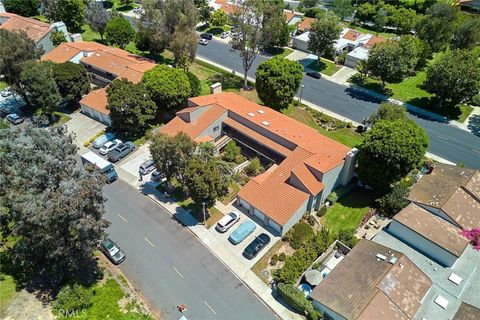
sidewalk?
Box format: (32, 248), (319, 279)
(115, 167), (302, 320)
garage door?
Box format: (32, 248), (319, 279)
(239, 199), (250, 210)
(269, 219), (282, 233)
(254, 208), (264, 220)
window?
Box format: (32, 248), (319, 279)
(213, 126), (219, 132)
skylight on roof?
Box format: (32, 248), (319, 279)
(247, 112), (255, 117)
(434, 295), (449, 309)
(448, 273), (462, 285)
(261, 121), (269, 126)
(258, 109), (264, 114)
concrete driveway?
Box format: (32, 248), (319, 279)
(208, 202), (280, 270)
(65, 112), (106, 149)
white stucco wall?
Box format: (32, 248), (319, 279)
(388, 220), (459, 267)
(37, 33), (54, 53)
(81, 104), (111, 127)
(197, 112), (228, 140)
(320, 162), (345, 202)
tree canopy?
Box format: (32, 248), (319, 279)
(106, 78), (157, 135)
(85, 1), (110, 40)
(3, 0), (39, 16)
(366, 40), (409, 87)
(149, 132), (196, 185)
(424, 49), (480, 106)
(0, 126), (108, 280)
(452, 18), (480, 50)
(209, 9), (228, 26)
(258, 0), (290, 49)
(369, 102), (408, 124)
(20, 60), (61, 115)
(308, 11), (342, 59)
(52, 61), (90, 107)
(357, 119), (429, 191)
(255, 57), (303, 110)
(43, 0), (85, 33)
(105, 15), (135, 49)
(0, 29), (43, 86)
(416, 3), (457, 52)
(331, 0), (354, 21)
(142, 65), (192, 111)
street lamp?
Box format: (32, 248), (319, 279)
(299, 84), (305, 106)
(201, 202), (206, 225)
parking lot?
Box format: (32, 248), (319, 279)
(207, 203), (281, 269)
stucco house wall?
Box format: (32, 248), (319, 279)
(37, 34), (54, 53)
(281, 199), (309, 235)
(197, 112), (228, 140)
(387, 220), (459, 267)
(80, 104), (111, 126)
(320, 162), (345, 202)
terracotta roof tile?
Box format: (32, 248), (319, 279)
(283, 10), (295, 23)
(0, 13), (51, 42)
(393, 203), (468, 257)
(298, 17), (316, 32)
(342, 29), (363, 41)
(41, 42), (111, 63)
(80, 88), (109, 115)
(465, 171), (480, 201)
(80, 50), (153, 77)
(365, 35), (387, 49)
(453, 302), (480, 320)
(291, 163), (324, 195)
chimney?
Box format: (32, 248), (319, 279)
(210, 82), (222, 94)
(70, 33), (83, 42)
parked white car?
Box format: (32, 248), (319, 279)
(216, 211), (240, 233)
(99, 139), (122, 155)
(220, 31), (230, 39)
(198, 38), (208, 45)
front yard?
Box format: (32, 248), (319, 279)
(307, 58), (341, 76)
(320, 187), (376, 234)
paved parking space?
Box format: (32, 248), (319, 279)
(119, 143), (152, 179)
(65, 112), (106, 149)
(208, 202), (281, 269)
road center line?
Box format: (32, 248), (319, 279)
(118, 214), (128, 222)
(203, 300), (216, 315)
(437, 135), (449, 141)
(172, 266), (184, 279)
(473, 149), (480, 154)
(144, 237), (154, 247)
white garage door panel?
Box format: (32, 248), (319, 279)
(239, 199), (250, 210)
(254, 208), (264, 220)
(269, 219), (281, 233)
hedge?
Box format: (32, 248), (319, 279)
(52, 283), (93, 314)
(277, 283), (313, 315)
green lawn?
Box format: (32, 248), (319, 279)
(197, 24), (231, 36)
(53, 112), (72, 126)
(347, 23), (396, 39)
(265, 47), (294, 59)
(81, 24), (103, 42)
(307, 58), (341, 76)
(320, 188), (376, 234)
(220, 183), (240, 205)
(0, 274), (17, 316)
(282, 105), (363, 148)
(107, 0), (139, 12)
(0, 81), (8, 91)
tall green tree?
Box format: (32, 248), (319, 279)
(149, 132), (196, 185)
(106, 79), (157, 135)
(230, 0), (264, 89)
(142, 65), (192, 111)
(209, 9), (228, 26)
(416, 3), (457, 52)
(52, 61), (90, 107)
(398, 35), (423, 74)
(308, 11), (342, 59)
(357, 119), (429, 191)
(424, 49), (480, 106)
(258, 0), (289, 49)
(369, 102), (408, 124)
(366, 41), (409, 88)
(255, 57), (303, 110)
(0, 126), (108, 280)
(389, 7), (417, 34)
(50, 31), (66, 46)
(198, 5), (212, 25)
(452, 18), (480, 50)
(184, 157), (230, 208)
(85, 1), (110, 40)
(105, 15), (135, 48)
(20, 61), (61, 115)
(43, 0), (85, 33)
(331, 0), (354, 21)
(3, 0), (39, 16)
(0, 29), (43, 86)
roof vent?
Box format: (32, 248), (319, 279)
(448, 273), (462, 285)
(261, 121), (269, 126)
(388, 256), (398, 265)
(258, 109), (264, 114)
(434, 295), (449, 309)
(247, 112), (255, 117)
(376, 254), (387, 261)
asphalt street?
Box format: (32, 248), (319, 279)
(103, 180), (277, 320)
(196, 39), (480, 168)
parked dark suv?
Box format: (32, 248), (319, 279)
(242, 233), (271, 260)
(108, 141), (135, 163)
(201, 33), (213, 40)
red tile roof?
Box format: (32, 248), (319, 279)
(0, 13), (51, 43)
(80, 88), (109, 115)
(291, 163), (324, 195)
(297, 17), (316, 32)
(342, 29), (363, 41)
(365, 35), (387, 49)
(283, 10), (295, 23)
(41, 42), (107, 63)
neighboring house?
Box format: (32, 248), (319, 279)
(0, 12), (70, 53)
(158, 91), (358, 235)
(310, 240), (432, 320)
(42, 42), (156, 125)
(370, 163), (480, 320)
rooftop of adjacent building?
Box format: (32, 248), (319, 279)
(0, 12), (51, 42)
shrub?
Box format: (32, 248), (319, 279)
(244, 157), (264, 176)
(307, 215), (316, 226)
(52, 283), (93, 314)
(278, 252), (287, 262)
(222, 141), (245, 164)
(375, 182), (410, 216)
(185, 71), (201, 97)
(270, 254), (279, 266)
(290, 222), (315, 250)
(307, 309), (323, 320)
(317, 206), (327, 217)
(337, 229), (359, 248)
(326, 191), (338, 205)
(274, 246), (317, 284)
(277, 283), (314, 315)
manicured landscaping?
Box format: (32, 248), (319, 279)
(251, 240), (285, 284)
(106, 0), (139, 12)
(220, 183), (240, 205)
(198, 25), (231, 36)
(0, 274), (17, 315)
(320, 187), (376, 234)
(347, 23), (396, 39)
(282, 105), (363, 148)
(0, 81), (8, 91)
(53, 112), (71, 126)
(81, 24), (104, 43)
(307, 58), (341, 76)
(264, 47), (294, 59)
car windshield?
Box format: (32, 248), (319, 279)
(228, 212), (237, 219)
(113, 250), (123, 260)
(244, 241), (259, 254)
